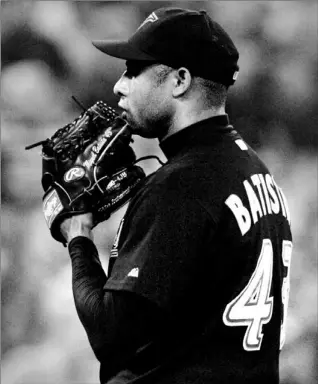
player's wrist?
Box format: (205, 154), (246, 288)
(60, 214), (94, 244)
(65, 228), (94, 243)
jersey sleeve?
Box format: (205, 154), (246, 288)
(68, 236), (171, 383)
(104, 174), (215, 312)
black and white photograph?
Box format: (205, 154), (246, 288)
(1, 2), (317, 384)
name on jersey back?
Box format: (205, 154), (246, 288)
(225, 173), (290, 236)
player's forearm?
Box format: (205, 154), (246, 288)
(68, 236), (108, 329)
(68, 237), (157, 363)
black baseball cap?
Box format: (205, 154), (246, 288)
(92, 7), (239, 86)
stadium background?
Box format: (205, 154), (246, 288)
(1, 1), (317, 383)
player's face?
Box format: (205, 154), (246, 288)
(113, 60), (175, 139)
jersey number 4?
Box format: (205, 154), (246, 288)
(222, 239), (292, 351)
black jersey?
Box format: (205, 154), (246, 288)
(103, 115), (293, 383)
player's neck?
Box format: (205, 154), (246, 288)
(160, 105), (226, 142)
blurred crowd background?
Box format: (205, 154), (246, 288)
(1, 1), (317, 384)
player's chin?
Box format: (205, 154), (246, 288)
(132, 122), (159, 138)
(122, 113), (159, 138)
(123, 116), (146, 136)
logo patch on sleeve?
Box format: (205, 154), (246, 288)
(43, 189), (63, 228)
(127, 267), (139, 278)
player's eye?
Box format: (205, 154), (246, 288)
(125, 60), (157, 78)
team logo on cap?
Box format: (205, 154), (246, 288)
(138, 12), (158, 30)
(233, 71), (239, 81)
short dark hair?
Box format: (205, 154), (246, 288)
(154, 64), (174, 85)
(195, 77), (228, 108)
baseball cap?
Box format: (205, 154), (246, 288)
(92, 7), (239, 86)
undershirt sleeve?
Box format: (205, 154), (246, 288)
(68, 236), (165, 379)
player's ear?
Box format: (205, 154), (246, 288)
(172, 67), (192, 97)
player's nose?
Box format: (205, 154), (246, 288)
(113, 73), (129, 97)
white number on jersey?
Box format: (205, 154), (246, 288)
(222, 238), (292, 351)
(280, 240), (293, 349)
(223, 239), (274, 351)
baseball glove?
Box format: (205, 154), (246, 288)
(25, 100), (147, 246)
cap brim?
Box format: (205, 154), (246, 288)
(92, 39), (156, 61)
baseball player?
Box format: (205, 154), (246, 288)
(59, 7), (293, 384)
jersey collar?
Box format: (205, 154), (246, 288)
(159, 114), (232, 160)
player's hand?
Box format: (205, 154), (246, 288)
(60, 213), (94, 244)
(25, 100), (146, 246)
